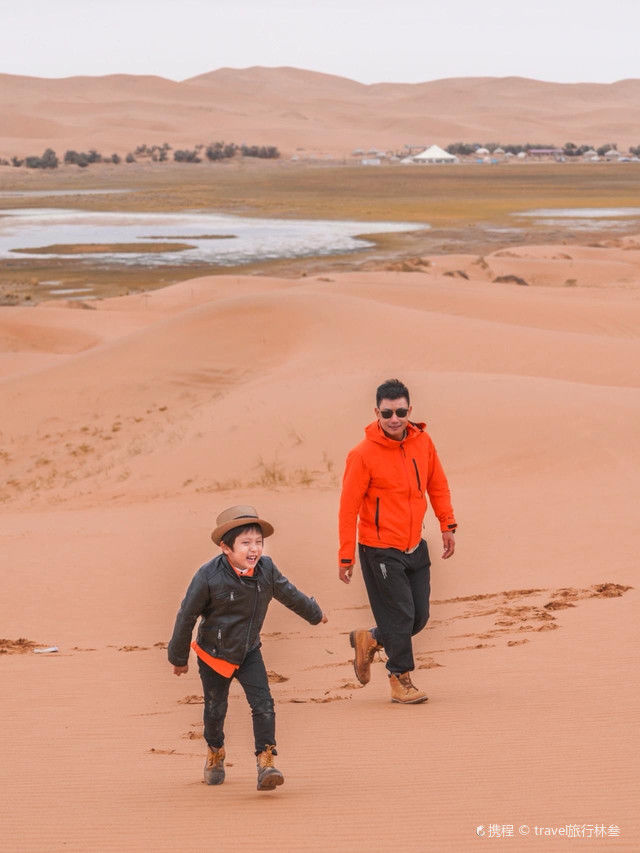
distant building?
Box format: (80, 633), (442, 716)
(412, 145), (459, 164)
(526, 148), (563, 159)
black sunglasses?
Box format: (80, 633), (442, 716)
(379, 408), (409, 419)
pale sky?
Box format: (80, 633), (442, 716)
(2, 0), (638, 84)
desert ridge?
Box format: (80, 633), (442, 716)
(2, 68), (640, 157)
(0, 244), (638, 850)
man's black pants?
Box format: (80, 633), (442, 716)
(358, 539), (431, 674)
(197, 645), (276, 755)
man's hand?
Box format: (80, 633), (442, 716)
(442, 531), (456, 559)
(339, 564), (354, 584)
(173, 665), (188, 676)
(320, 613), (328, 623)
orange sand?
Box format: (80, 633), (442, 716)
(2, 68), (640, 157)
(1, 242), (639, 851)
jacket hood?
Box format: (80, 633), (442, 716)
(364, 419), (426, 446)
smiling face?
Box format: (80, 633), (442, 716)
(375, 396), (412, 441)
(220, 525), (264, 573)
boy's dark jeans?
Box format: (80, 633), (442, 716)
(358, 539), (431, 674)
(197, 645), (275, 755)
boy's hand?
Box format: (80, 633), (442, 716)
(320, 614), (328, 623)
(173, 665), (188, 676)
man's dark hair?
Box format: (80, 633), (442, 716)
(221, 523), (263, 550)
(376, 378), (410, 407)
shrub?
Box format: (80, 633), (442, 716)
(240, 144), (280, 159)
(174, 149), (201, 163)
(64, 149), (103, 167)
(25, 148), (59, 169)
(11, 156), (24, 167)
(447, 142), (476, 156)
(125, 153), (136, 163)
(206, 141), (238, 161)
(110, 154), (121, 164)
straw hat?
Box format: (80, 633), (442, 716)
(211, 505), (274, 545)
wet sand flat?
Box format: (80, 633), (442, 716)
(4, 162), (640, 305)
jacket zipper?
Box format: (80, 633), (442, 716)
(244, 580), (260, 655)
(375, 497), (380, 538)
(401, 444), (413, 550)
(412, 458), (422, 492)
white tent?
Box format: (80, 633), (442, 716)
(413, 145), (458, 164)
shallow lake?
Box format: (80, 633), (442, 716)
(0, 209), (425, 266)
(514, 207), (640, 230)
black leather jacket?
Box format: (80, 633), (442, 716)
(168, 553), (323, 667)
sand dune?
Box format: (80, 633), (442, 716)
(1, 240), (638, 850)
(2, 68), (640, 157)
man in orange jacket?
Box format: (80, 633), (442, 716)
(339, 378), (457, 704)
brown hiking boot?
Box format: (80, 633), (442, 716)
(203, 746), (225, 785)
(349, 629), (383, 685)
(256, 745), (284, 791)
(389, 672), (428, 704)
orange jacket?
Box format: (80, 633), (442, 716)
(338, 421), (457, 566)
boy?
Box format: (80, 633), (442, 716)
(168, 505), (327, 790)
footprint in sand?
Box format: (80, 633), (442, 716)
(416, 659), (444, 669)
(267, 670), (289, 683)
(147, 748), (203, 757)
(429, 582), (632, 651)
(288, 695), (351, 704)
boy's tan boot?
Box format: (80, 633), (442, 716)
(203, 746), (225, 785)
(349, 629), (383, 685)
(256, 745), (284, 791)
(389, 672), (428, 704)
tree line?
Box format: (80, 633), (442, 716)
(3, 141), (280, 169)
(446, 142), (637, 157)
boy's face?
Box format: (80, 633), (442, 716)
(220, 528), (264, 573)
